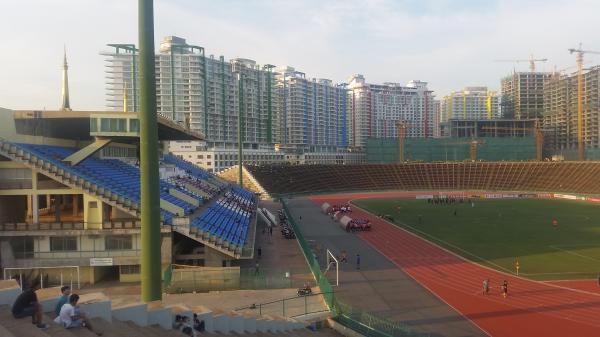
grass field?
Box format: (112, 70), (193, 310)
(352, 198), (600, 281)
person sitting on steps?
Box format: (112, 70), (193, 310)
(11, 279), (48, 330)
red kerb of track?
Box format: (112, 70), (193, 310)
(309, 191), (600, 337)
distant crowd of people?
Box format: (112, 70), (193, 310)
(347, 218), (372, 232)
(327, 203), (352, 215)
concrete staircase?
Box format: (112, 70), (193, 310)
(0, 280), (341, 336)
(218, 165), (272, 200)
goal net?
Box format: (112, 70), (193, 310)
(324, 249), (339, 286)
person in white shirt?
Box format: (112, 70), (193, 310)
(54, 294), (101, 335)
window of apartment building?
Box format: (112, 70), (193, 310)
(197, 155), (203, 159)
(120, 265), (140, 275)
(12, 236), (34, 259)
(50, 236), (77, 251)
(207, 155), (211, 159)
(105, 235), (133, 250)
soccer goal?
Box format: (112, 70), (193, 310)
(324, 249), (339, 286)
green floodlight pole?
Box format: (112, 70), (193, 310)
(263, 64), (275, 144)
(139, 0), (161, 302)
(169, 46), (178, 121)
(185, 45), (207, 135)
(169, 44), (206, 132)
(237, 72), (244, 186)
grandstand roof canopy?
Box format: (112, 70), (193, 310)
(12, 110), (203, 141)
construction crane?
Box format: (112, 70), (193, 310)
(494, 54), (548, 72)
(480, 124), (544, 161)
(568, 44), (600, 161)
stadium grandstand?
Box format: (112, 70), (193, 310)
(245, 162), (600, 195)
(0, 107), (258, 286)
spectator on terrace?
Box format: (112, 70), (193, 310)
(173, 315), (184, 330)
(54, 294), (100, 335)
(54, 285), (71, 316)
(181, 316), (195, 336)
(193, 313), (205, 332)
(11, 279), (48, 329)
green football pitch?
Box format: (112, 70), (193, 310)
(352, 198), (600, 281)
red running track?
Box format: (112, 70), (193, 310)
(310, 191), (600, 337)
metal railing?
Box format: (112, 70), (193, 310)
(14, 249), (141, 260)
(235, 291), (331, 318)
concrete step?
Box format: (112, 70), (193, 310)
(0, 305), (51, 337)
(43, 313), (98, 337)
(41, 313), (84, 337)
(0, 323), (16, 337)
(123, 321), (180, 337)
(90, 317), (142, 337)
(111, 300), (148, 327)
(0, 280), (21, 306)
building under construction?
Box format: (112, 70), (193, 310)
(543, 66), (600, 159)
(501, 72), (551, 119)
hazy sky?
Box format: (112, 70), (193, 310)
(1, 0), (599, 110)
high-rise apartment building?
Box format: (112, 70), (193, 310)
(274, 67), (349, 151)
(347, 75), (436, 149)
(102, 36), (278, 148)
(501, 72), (550, 119)
(441, 87), (500, 123)
(103, 37), (435, 154)
(543, 67), (600, 153)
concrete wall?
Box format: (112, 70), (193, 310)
(84, 194), (103, 229)
(0, 195), (27, 223)
(170, 266), (240, 292)
(204, 247), (233, 267)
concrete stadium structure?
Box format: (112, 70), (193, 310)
(0, 107), (259, 288)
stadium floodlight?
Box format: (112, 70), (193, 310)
(325, 249), (339, 286)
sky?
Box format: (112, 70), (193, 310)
(1, 0), (600, 110)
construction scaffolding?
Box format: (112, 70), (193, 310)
(543, 66), (600, 159)
(366, 137), (537, 163)
(501, 72), (551, 119)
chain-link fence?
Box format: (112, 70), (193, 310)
(164, 264), (313, 293)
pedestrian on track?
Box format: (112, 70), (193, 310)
(502, 280), (508, 298)
(356, 254), (361, 270)
(483, 279), (489, 295)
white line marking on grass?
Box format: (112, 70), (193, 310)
(549, 245), (600, 263)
